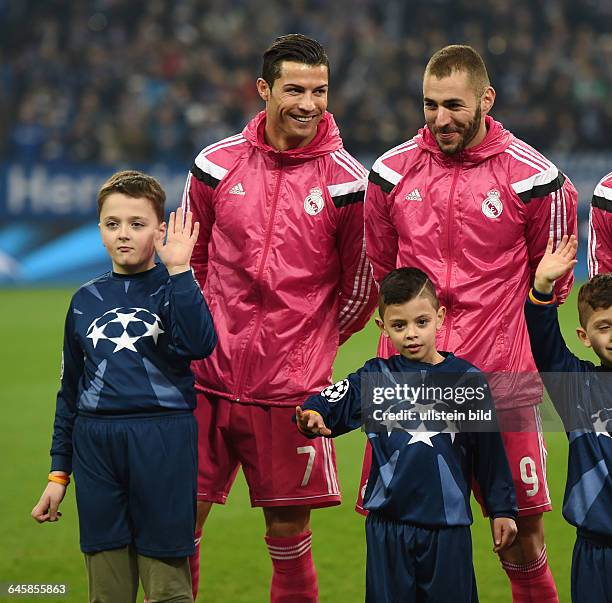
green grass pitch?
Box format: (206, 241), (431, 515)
(0, 285), (598, 602)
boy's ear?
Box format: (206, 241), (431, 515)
(98, 222), (105, 244)
(576, 327), (591, 348)
(436, 305), (446, 329)
(158, 221), (167, 241)
(375, 316), (389, 337)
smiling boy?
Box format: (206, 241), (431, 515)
(296, 267), (517, 602)
(525, 235), (612, 602)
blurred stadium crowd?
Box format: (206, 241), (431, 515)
(1, 0), (610, 165)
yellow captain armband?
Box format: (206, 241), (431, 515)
(301, 409), (322, 418)
(297, 409), (323, 434)
(528, 289), (557, 306)
(48, 473), (70, 487)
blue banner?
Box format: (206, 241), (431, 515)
(0, 162), (187, 219)
(0, 156), (607, 285)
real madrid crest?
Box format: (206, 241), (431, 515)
(481, 189), (503, 219)
(304, 187), (324, 216)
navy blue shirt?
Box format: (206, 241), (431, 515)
(526, 290), (612, 537)
(51, 264), (216, 473)
(302, 353), (517, 526)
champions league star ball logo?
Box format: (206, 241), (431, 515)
(321, 379), (350, 403)
(304, 187), (325, 216)
(86, 307), (164, 353)
(481, 189), (503, 219)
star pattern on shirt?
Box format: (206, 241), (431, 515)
(406, 425), (456, 447)
(86, 307), (165, 353)
(107, 329), (140, 353)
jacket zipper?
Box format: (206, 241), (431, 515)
(442, 162), (461, 350)
(232, 156), (284, 401)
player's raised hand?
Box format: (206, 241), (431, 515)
(31, 482), (66, 523)
(491, 517), (518, 553)
(534, 235), (578, 295)
(155, 206), (200, 276)
(295, 407), (332, 437)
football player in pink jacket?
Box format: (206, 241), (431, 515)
(588, 172), (612, 277)
(362, 45), (578, 603)
(181, 34), (376, 602)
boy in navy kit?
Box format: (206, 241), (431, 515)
(31, 171), (216, 603)
(525, 234), (612, 603)
(296, 267), (518, 602)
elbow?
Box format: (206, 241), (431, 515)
(193, 327), (217, 359)
(202, 329), (217, 358)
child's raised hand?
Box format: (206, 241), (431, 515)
(491, 517), (518, 553)
(295, 407), (332, 437)
(534, 235), (578, 295)
(155, 206), (200, 276)
(31, 482), (67, 523)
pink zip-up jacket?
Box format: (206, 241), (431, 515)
(366, 116), (578, 409)
(182, 111), (376, 406)
(588, 171), (612, 277)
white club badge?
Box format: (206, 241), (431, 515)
(304, 187), (325, 216)
(481, 189), (503, 219)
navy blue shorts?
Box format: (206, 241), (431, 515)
(572, 531), (612, 603)
(365, 513), (478, 603)
(72, 411), (197, 558)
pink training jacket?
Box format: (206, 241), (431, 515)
(588, 171), (612, 277)
(182, 111), (376, 406)
(366, 116), (578, 409)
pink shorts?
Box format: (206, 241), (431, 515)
(355, 405), (552, 517)
(195, 392), (341, 508)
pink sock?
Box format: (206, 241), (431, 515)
(501, 545), (559, 603)
(265, 531), (318, 603)
(188, 529), (202, 601)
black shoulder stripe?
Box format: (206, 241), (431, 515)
(368, 170), (394, 194)
(518, 172), (566, 203)
(332, 190), (365, 208)
(592, 195), (612, 213)
(191, 163), (220, 190)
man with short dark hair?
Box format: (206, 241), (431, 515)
(182, 34), (376, 602)
(362, 44), (578, 602)
(588, 171), (612, 277)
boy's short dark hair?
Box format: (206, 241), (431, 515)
(379, 268), (439, 318)
(577, 273), (612, 328)
(97, 170), (166, 222)
(261, 34), (329, 88)
(425, 44), (490, 98)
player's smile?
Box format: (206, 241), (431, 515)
(423, 70), (490, 155)
(257, 61), (328, 151)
